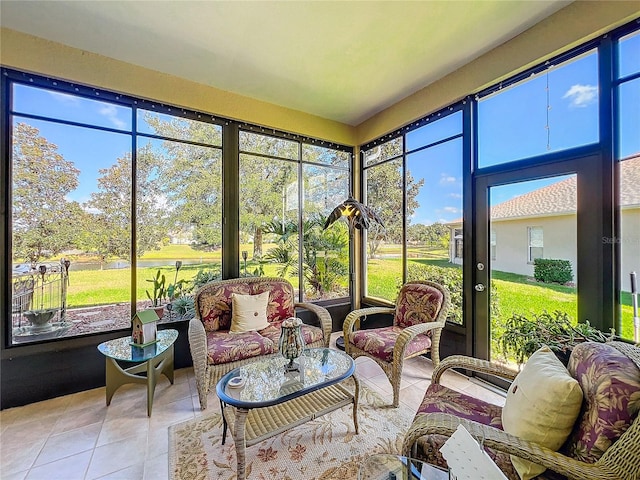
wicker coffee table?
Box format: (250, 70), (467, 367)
(216, 348), (359, 480)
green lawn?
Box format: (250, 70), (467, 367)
(58, 243), (635, 341)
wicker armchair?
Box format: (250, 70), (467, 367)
(188, 277), (332, 409)
(343, 280), (450, 407)
(402, 342), (640, 480)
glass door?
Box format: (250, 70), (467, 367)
(473, 154), (608, 368)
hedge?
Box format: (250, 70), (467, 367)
(533, 258), (573, 284)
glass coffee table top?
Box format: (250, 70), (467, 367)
(217, 347), (354, 408)
(359, 454), (449, 480)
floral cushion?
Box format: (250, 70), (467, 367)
(349, 326), (432, 363)
(414, 383), (520, 480)
(197, 280), (295, 332)
(563, 342), (640, 463)
(395, 283), (444, 329)
(250, 280), (295, 323)
(205, 329), (277, 365)
(198, 283), (251, 331)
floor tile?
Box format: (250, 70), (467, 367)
(26, 450), (92, 480)
(0, 353), (509, 479)
(34, 422), (101, 467)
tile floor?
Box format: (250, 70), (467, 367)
(0, 333), (506, 479)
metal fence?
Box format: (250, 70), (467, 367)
(11, 260), (70, 329)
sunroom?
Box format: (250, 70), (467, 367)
(1, 2), (639, 479)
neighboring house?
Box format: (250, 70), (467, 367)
(448, 154), (640, 291)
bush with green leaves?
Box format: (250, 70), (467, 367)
(533, 258), (573, 284)
(402, 263), (500, 325)
(191, 267), (221, 291)
(499, 310), (612, 365)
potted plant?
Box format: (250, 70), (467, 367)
(145, 269), (167, 318)
(499, 310), (613, 366)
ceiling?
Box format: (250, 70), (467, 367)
(0, 1), (572, 126)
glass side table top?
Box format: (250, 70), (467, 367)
(97, 329), (178, 362)
(359, 454), (449, 480)
(217, 347), (355, 408)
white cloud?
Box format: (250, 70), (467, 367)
(48, 91), (80, 105)
(439, 174), (457, 185)
(442, 206), (460, 213)
(562, 84), (598, 108)
(98, 105), (127, 129)
(448, 193), (462, 199)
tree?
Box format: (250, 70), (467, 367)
(84, 145), (166, 260)
(143, 114), (223, 249)
(238, 131), (299, 257)
(12, 122), (82, 266)
(366, 159), (423, 258)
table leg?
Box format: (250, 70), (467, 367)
(352, 374), (360, 434)
(104, 345), (174, 417)
(233, 408), (249, 480)
(105, 357), (147, 406)
(220, 400), (229, 445)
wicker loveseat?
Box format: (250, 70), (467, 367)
(188, 277), (332, 409)
(402, 341), (640, 479)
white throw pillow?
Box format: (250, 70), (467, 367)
(501, 346), (583, 480)
(229, 291), (270, 333)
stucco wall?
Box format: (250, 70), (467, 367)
(491, 215), (577, 280)
(620, 208), (640, 292)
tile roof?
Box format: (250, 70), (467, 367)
(491, 153), (640, 220)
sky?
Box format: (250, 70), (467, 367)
(10, 32), (640, 225)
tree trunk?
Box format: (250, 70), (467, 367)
(254, 227), (263, 257)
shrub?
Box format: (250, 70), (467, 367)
(534, 259), (573, 284)
(499, 310), (612, 365)
(191, 267), (221, 291)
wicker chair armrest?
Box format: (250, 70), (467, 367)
(402, 413), (616, 480)
(295, 301), (332, 348)
(394, 321), (445, 357)
(343, 306), (395, 337)
(431, 355), (518, 385)
(188, 317), (209, 409)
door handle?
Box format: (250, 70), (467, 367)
(474, 283), (486, 292)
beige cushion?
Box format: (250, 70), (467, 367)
(502, 346), (583, 480)
(229, 291), (270, 333)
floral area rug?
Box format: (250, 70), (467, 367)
(168, 380), (415, 480)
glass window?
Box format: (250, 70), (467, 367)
(11, 108), (132, 344)
(137, 109), (222, 146)
(8, 81), (226, 344)
(302, 144), (350, 168)
(528, 226), (544, 262)
(478, 51), (599, 167)
(619, 30), (640, 78)
(364, 111), (463, 318)
(239, 131), (298, 160)
(617, 29), (640, 341)
(13, 84), (131, 131)
(135, 136), (222, 321)
(364, 137), (402, 166)
(302, 165), (350, 301)
(239, 133), (351, 302)
(618, 79), (640, 159)
(364, 158), (403, 301)
(406, 111), (462, 152)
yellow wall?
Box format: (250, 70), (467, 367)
(1, 1), (639, 148)
(356, 1), (640, 145)
(0, 27), (357, 146)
